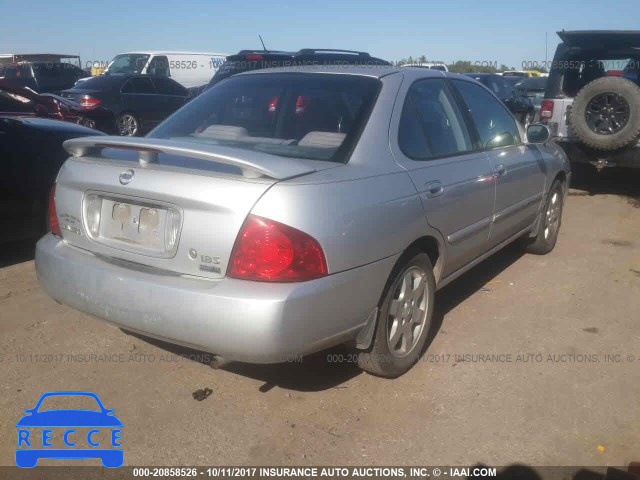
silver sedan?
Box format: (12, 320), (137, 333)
(36, 66), (570, 377)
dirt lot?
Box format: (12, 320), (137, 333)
(0, 166), (638, 469)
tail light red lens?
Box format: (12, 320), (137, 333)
(268, 96), (279, 113)
(540, 100), (554, 120)
(48, 185), (61, 237)
(229, 215), (327, 282)
(80, 97), (101, 110)
(245, 53), (263, 61)
(295, 96), (310, 115)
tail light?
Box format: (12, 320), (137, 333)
(540, 100), (554, 120)
(80, 97), (101, 110)
(48, 185), (61, 237)
(245, 53), (263, 61)
(295, 95), (310, 115)
(607, 70), (624, 76)
(268, 96), (279, 113)
(229, 215), (327, 282)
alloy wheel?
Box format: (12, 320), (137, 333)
(386, 266), (430, 358)
(585, 92), (630, 135)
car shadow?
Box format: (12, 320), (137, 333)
(128, 243), (524, 393)
(467, 463), (640, 480)
(569, 163), (640, 208)
(0, 238), (38, 269)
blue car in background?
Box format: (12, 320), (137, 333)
(16, 391), (123, 468)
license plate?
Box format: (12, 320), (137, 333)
(101, 200), (168, 251)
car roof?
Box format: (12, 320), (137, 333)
(465, 73), (497, 78)
(119, 51), (227, 56)
(236, 65), (476, 81)
(557, 30), (640, 49)
(237, 64), (401, 79)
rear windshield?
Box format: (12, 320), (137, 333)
(67, 75), (118, 90)
(149, 73), (381, 163)
(107, 54), (150, 74)
(552, 55), (640, 97)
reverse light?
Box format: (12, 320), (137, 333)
(48, 185), (61, 237)
(540, 100), (554, 120)
(164, 209), (181, 251)
(229, 215), (327, 282)
(85, 194), (102, 237)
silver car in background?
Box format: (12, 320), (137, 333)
(36, 66), (570, 377)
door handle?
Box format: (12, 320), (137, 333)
(494, 164), (507, 177)
(425, 181), (443, 198)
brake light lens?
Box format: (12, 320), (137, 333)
(48, 185), (61, 237)
(229, 215), (327, 282)
(295, 95), (310, 115)
(540, 100), (554, 120)
(80, 97), (101, 110)
(268, 96), (279, 113)
(246, 53), (263, 61)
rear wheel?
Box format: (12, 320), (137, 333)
(115, 112), (139, 136)
(358, 252), (435, 378)
(523, 180), (564, 255)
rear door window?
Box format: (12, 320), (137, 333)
(152, 77), (188, 96)
(398, 78), (474, 160)
(124, 77), (156, 94)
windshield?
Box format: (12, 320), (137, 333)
(107, 54), (150, 74)
(150, 73), (381, 162)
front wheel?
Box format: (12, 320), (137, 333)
(115, 112), (139, 136)
(523, 179), (565, 255)
(358, 252), (436, 378)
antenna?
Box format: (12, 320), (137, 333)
(259, 35), (268, 52)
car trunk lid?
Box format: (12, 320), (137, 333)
(54, 136), (336, 279)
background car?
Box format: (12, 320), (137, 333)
(98, 51), (228, 89)
(205, 48), (392, 90)
(542, 30), (640, 169)
(466, 73), (536, 126)
(0, 62), (88, 94)
(0, 80), (112, 131)
(514, 76), (548, 121)
(0, 116), (104, 243)
(61, 74), (190, 136)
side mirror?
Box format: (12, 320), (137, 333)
(526, 124), (551, 144)
(485, 131), (515, 149)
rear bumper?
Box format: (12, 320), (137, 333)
(556, 140), (640, 168)
(35, 234), (396, 363)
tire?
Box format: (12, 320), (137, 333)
(523, 180), (564, 255)
(357, 251), (436, 378)
(569, 77), (640, 151)
(115, 112), (140, 136)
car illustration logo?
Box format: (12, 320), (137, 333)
(15, 391), (123, 468)
(119, 169), (135, 185)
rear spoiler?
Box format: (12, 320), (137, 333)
(63, 136), (316, 180)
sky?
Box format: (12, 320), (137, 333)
(1, 0), (639, 70)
